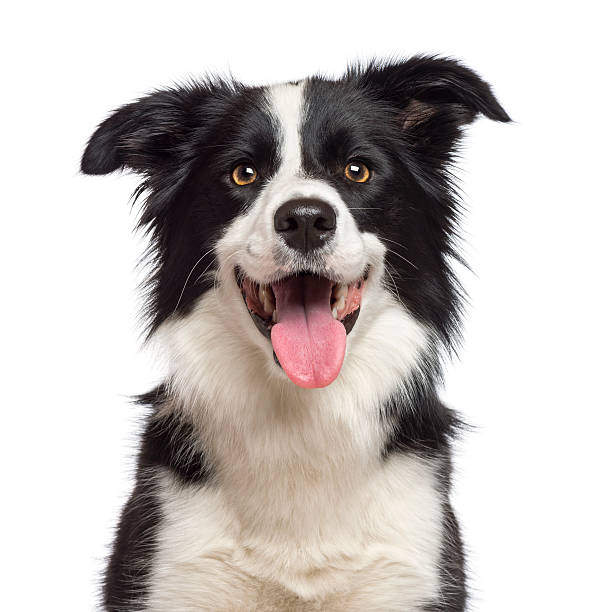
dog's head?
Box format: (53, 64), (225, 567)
(82, 57), (508, 392)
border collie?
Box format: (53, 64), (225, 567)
(82, 56), (509, 611)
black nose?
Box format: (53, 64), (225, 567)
(274, 199), (337, 253)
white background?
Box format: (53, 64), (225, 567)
(2, 2), (603, 610)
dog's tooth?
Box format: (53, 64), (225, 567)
(272, 310), (278, 323)
(258, 285), (274, 314)
(332, 307), (338, 319)
(334, 283), (348, 300)
(335, 296), (346, 311)
(263, 295), (274, 315)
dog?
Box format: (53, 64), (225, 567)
(82, 55), (509, 611)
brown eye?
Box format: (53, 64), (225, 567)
(231, 164), (258, 186)
(344, 161), (370, 183)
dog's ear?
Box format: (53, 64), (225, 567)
(81, 86), (207, 175)
(355, 56), (510, 146)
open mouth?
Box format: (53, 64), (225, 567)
(235, 267), (368, 389)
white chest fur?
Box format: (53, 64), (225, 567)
(146, 281), (442, 610)
(145, 450), (443, 612)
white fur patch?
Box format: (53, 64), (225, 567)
(270, 82), (304, 175)
(146, 453), (442, 611)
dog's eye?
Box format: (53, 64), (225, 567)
(344, 161), (370, 183)
(232, 164), (258, 186)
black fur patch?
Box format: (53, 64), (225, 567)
(302, 57), (509, 350)
(103, 388), (212, 610)
(103, 478), (160, 612)
(424, 501), (467, 612)
(382, 384), (467, 610)
(136, 387), (212, 485)
(82, 80), (280, 335)
(381, 391), (462, 458)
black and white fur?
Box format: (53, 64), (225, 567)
(82, 56), (509, 611)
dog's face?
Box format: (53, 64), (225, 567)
(82, 57), (508, 390)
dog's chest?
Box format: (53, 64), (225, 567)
(144, 452), (443, 612)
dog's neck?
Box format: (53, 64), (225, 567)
(155, 281), (429, 516)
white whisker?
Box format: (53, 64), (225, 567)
(386, 248), (418, 270)
(211, 250), (246, 292)
(172, 249), (214, 313)
(380, 237), (410, 252)
(384, 264), (403, 305)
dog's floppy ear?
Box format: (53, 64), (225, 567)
(81, 86), (207, 175)
(355, 56), (510, 145)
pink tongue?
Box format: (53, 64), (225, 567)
(271, 276), (346, 389)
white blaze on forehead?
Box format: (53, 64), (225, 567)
(267, 82), (305, 175)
